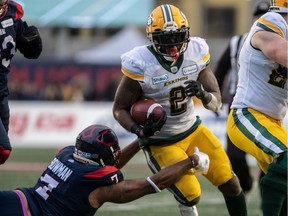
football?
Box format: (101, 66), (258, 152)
(130, 98), (164, 126)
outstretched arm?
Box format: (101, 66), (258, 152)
(116, 139), (140, 169)
(89, 148), (209, 208)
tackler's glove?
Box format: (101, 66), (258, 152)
(17, 21), (42, 59)
(191, 147), (210, 175)
(184, 80), (212, 104)
(131, 111), (167, 138)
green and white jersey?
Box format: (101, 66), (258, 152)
(232, 12), (288, 120)
(121, 37), (210, 138)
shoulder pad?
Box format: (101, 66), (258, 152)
(9, 1), (24, 20)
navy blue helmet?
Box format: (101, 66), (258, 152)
(74, 124), (121, 166)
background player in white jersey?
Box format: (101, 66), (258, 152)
(215, 1), (269, 199)
(226, 0), (287, 215)
(113, 4), (247, 216)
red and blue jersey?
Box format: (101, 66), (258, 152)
(0, 0), (25, 97)
(20, 146), (124, 216)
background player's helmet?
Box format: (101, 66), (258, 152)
(269, 0), (288, 13)
(146, 4), (190, 58)
(0, 0), (8, 18)
(73, 124), (121, 167)
(253, 1), (270, 16)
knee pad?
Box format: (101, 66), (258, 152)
(0, 146), (11, 164)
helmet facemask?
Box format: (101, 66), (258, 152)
(150, 27), (190, 61)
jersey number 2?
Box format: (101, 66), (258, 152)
(170, 86), (187, 116)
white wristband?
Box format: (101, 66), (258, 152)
(146, 176), (161, 193)
(203, 93), (222, 112)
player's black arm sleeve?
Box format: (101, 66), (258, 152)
(214, 44), (231, 91)
(16, 20), (42, 59)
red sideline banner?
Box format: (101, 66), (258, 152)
(8, 101), (287, 149)
(9, 101), (136, 148)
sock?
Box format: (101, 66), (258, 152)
(178, 203), (198, 216)
(260, 155), (287, 216)
(224, 191), (247, 216)
(261, 184), (287, 216)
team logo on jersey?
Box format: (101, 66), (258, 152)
(1, 18), (13, 28)
(164, 76), (188, 86)
(152, 74), (169, 84)
(182, 65), (198, 75)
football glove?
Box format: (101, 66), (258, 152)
(21, 22), (41, 42)
(131, 112), (167, 138)
(192, 147), (210, 175)
(142, 112), (167, 137)
(184, 80), (212, 105)
(184, 80), (205, 98)
(17, 21), (42, 59)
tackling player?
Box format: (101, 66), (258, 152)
(227, 0), (287, 215)
(0, 124), (209, 215)
(113, 4), (247, 216)
(0, 0), (42, 164)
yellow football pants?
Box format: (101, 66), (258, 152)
(227, 108), (288, 173)
(143, 123), (233, 203)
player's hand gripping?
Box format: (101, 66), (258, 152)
(184, 80), (206, 99)
(130, 111), (167, 138)
(190, 147), (210, 175)
(142, 111), (167, 137)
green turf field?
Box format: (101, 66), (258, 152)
(0, 147), (262, 216)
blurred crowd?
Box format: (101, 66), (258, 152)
(8, 75), (120, 102)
